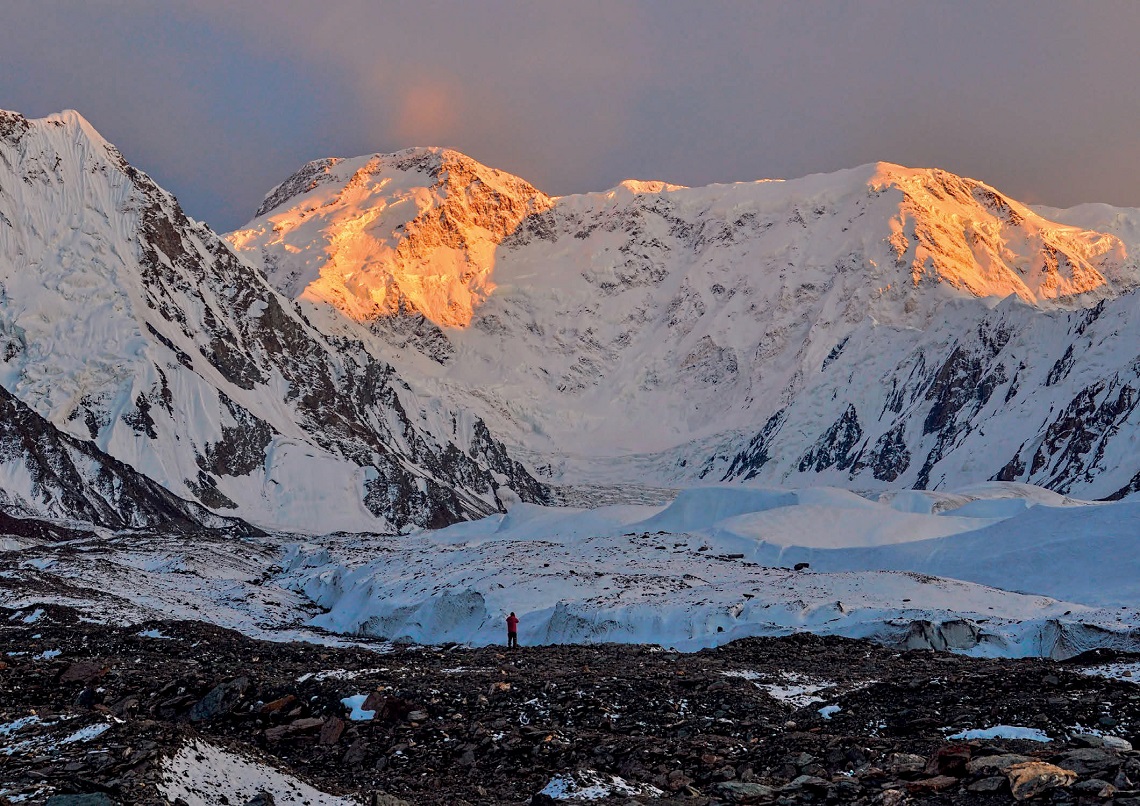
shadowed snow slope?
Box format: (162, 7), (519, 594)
(232, 149), (1140, 500)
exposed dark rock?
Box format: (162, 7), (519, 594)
(5, 606), (1140, 804)
(720, 409), (787, 480)
(188, 676), (249, 722)
(798, 404), (863, 473)
(864, 421), (911, 482)
(254, 157), (344, 218)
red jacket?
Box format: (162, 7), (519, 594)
(506, 615), (519, 632)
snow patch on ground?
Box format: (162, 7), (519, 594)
(539, 768), (665, 800)
(159, 739), (355, 805)
(340, 694), (376, 721)
(0, 716), (40, 737)
(61, 723), (110, 744)
(757, 674), (837, 708)
(1078, 662), (1140, 683)
(946, 725), (1052, 742)
(0, 715), (106, 757)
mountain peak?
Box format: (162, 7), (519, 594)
(854, 161), (1132, 304)
(235, 147), (553, 326)
(254, 146), (545, 220)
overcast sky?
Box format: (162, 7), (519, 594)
(3, 1), (1139, 231)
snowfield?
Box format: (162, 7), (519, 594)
(159, 739), (356, 806)
(278, 482), (1140, 658)
(6, 482), (1140, 660)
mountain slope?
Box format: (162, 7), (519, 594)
(0, 111), (545, 532)
(0, 384), (249, 534)
(231, 150), (1140, 497)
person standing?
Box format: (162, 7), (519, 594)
(506, 611), (519, 649)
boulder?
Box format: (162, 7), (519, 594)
(965, 753), (1033, 776)
(1006, 761), (1077, 801)
(188, 676), (249, 722)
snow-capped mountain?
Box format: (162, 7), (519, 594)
(231, 149), (1140, 498)
(0, 111), (545, 533)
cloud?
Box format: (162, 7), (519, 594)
(2, 0), (1139, 230)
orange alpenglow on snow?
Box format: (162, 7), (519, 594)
(228, 148), (553, 328)
(869, 163), (1124, 304)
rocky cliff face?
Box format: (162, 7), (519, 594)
(0, 111), (545, 533)
(233, 149), (1140, 499)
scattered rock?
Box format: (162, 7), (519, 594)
(907, 775), (958, 794)
(1072, 778), (1116, 797)
(59, 660), (109, 684)
(259, 694), (296, 714)
(1006, 761), (1078, 801)
(715, 781), (780, 801)
(966, 775), (1007, 793)
(319, 716), (345, 745)
(884, 752), (927, 777)
(965, 753), (1033, 775)
(1056, 746), (1120, 776)
(926, 743), (971, 777)
(6, 607), (1140, 805)
(1103, 734), (1133, 751)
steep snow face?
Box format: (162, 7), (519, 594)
(233, 152), (1140, 494)
(0, 111), (544, 532)
(867, 163), (1130, 304)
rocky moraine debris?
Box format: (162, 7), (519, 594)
(3, 606), (1140, 805)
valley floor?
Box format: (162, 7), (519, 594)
(6, 482), (1140, 802)
(3, 606), (1140, 805)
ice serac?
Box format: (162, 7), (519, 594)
(0, 110), (546, 533)
(233, 150), (1140, 498)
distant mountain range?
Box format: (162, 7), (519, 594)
(3, 108), (1140, 533)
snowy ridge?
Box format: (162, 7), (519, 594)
(231, 149), (1140, 499)
(0, 110), (544, 532)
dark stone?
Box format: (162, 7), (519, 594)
(188, 676), (249, 722)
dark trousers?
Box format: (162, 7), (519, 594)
(507, 631), (518, 649)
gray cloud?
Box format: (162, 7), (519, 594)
(3, 1), (1139, 230)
